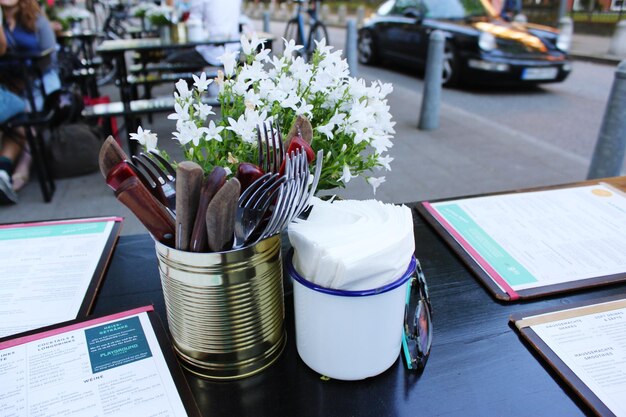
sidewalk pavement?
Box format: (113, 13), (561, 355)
(570, 32), (625, 65)
(0, 25), (621, 236)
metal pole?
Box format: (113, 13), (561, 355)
(263, 11), (271, 34)
(587, 60), (626, 179)
(558, 0), (568, 20)
(418, 30), (444, 131)
(346, 18), (358, 77)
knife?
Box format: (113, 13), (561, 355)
(114, 176), (176, 247)
(206, 178), (240, 252)
(98, 136), (128, 178)
(175, 161), (204, 251)
(189, 166), (227, 252)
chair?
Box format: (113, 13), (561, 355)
(0, 48), (58, 202)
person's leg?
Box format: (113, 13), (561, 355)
(11, 127), (30, 191)
(0, 132), (23, 204)
(0, 87), (28, 202)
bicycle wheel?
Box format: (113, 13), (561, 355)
(307, 22), (329, 57)
(284, 19), (301, 44)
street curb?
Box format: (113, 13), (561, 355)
(570, 52), (624, 66)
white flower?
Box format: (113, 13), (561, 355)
(205, 120), (224, 142)
(241, 33), (264, 55)
(282, 38), (303, 58)
(130, 126), (158, 150)
(175, 79), (192, 99)
(295, 101), (313, 117)
(313, 38), (333, 56)
(339, 165), (356, 184)
(218, 50), (239, 77)
(371, 134), (393, 154)
(192, 72), (212, 93)
(172, 120), (210, 146)
(255, 47), (271, 63)
(167, 101), (190, 123)
(317, 112), (346, 139)
(280, 93), (300, 111)
(226, 114), (257, 143)
(377, 154), (394, 171)
(194, 102), (214, 120)
(367, 176), (386, 194)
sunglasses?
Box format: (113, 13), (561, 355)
(402, 259), (432, 372)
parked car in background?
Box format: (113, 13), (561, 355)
(357, 0), (572, 87)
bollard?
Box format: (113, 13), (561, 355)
(345, 19), (358, 77)
(587, 60), (626, 179)
(337, 5), (347, 25)
(263, 11), (271, 33)
(609, 20), (626, 57)
(356, 6), (366, 27)
(418, 30), (445, 131)
(558, 16), (573, 51)
(557, 0), (568, 21)
(320, 4), (330, 22)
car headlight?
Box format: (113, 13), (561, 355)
(479, 31), (496, 51)
(557, 32), (571, 52)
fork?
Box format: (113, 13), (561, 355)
(131, 151), (177, 213)
(233, 172), (286, 249)
(257, 121), (285, 173)
(258, 150), (318, 241)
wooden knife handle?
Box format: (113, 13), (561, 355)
(175, 161), (204, 251)
(115, 176), (175, 247)
(189, 166), (227, 252)
(206, 178), (240, 252)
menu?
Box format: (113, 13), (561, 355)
(0, 217), (122, 337)
(0, 306), (199, 417)
(512, 297), (626, 417)
(420, 183), (626, 300)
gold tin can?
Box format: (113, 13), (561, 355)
(154, 235), (286, 380)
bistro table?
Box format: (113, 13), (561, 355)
(91, 177), (626, 417)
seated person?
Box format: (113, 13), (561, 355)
(167, 0), (242, 68)
(0, 0), (61, 110)
(0, 0), (60, 203)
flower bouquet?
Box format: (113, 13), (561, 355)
(132, 34), (395, 194)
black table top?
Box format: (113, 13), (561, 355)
(92, 205), (619, 417)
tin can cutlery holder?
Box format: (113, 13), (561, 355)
(154, 235), (286, 380)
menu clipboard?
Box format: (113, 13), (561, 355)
(0, 305), (201, 417)
(416, 179), (626, 301)
(0, 217), (123, 337)
(510, 296), (626, 417)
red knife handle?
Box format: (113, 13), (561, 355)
(115, 177), (175, 247)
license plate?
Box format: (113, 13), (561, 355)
(522, 67), (558, 80)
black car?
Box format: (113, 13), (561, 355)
(357, 0), (572, 86)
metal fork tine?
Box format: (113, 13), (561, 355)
(296, 149), (324, 214)
(269, 121), (279, 172)
(132, 155), (162, 185)
(247, 174), (280, 207)
(138, 153), (170, 184)
(276, 124), (284, 169)
(239, 172), (272, 205)
(256, 126), (264, 170)
(148, 150), (176, 179)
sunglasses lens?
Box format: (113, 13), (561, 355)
(402, 264), (433, 372)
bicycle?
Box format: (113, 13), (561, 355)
(283, 0), (329, 60)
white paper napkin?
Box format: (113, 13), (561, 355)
(288, 198), (415, 291)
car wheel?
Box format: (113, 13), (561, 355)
(442, 43), (460, 87)
(358, 30), (378, 65)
